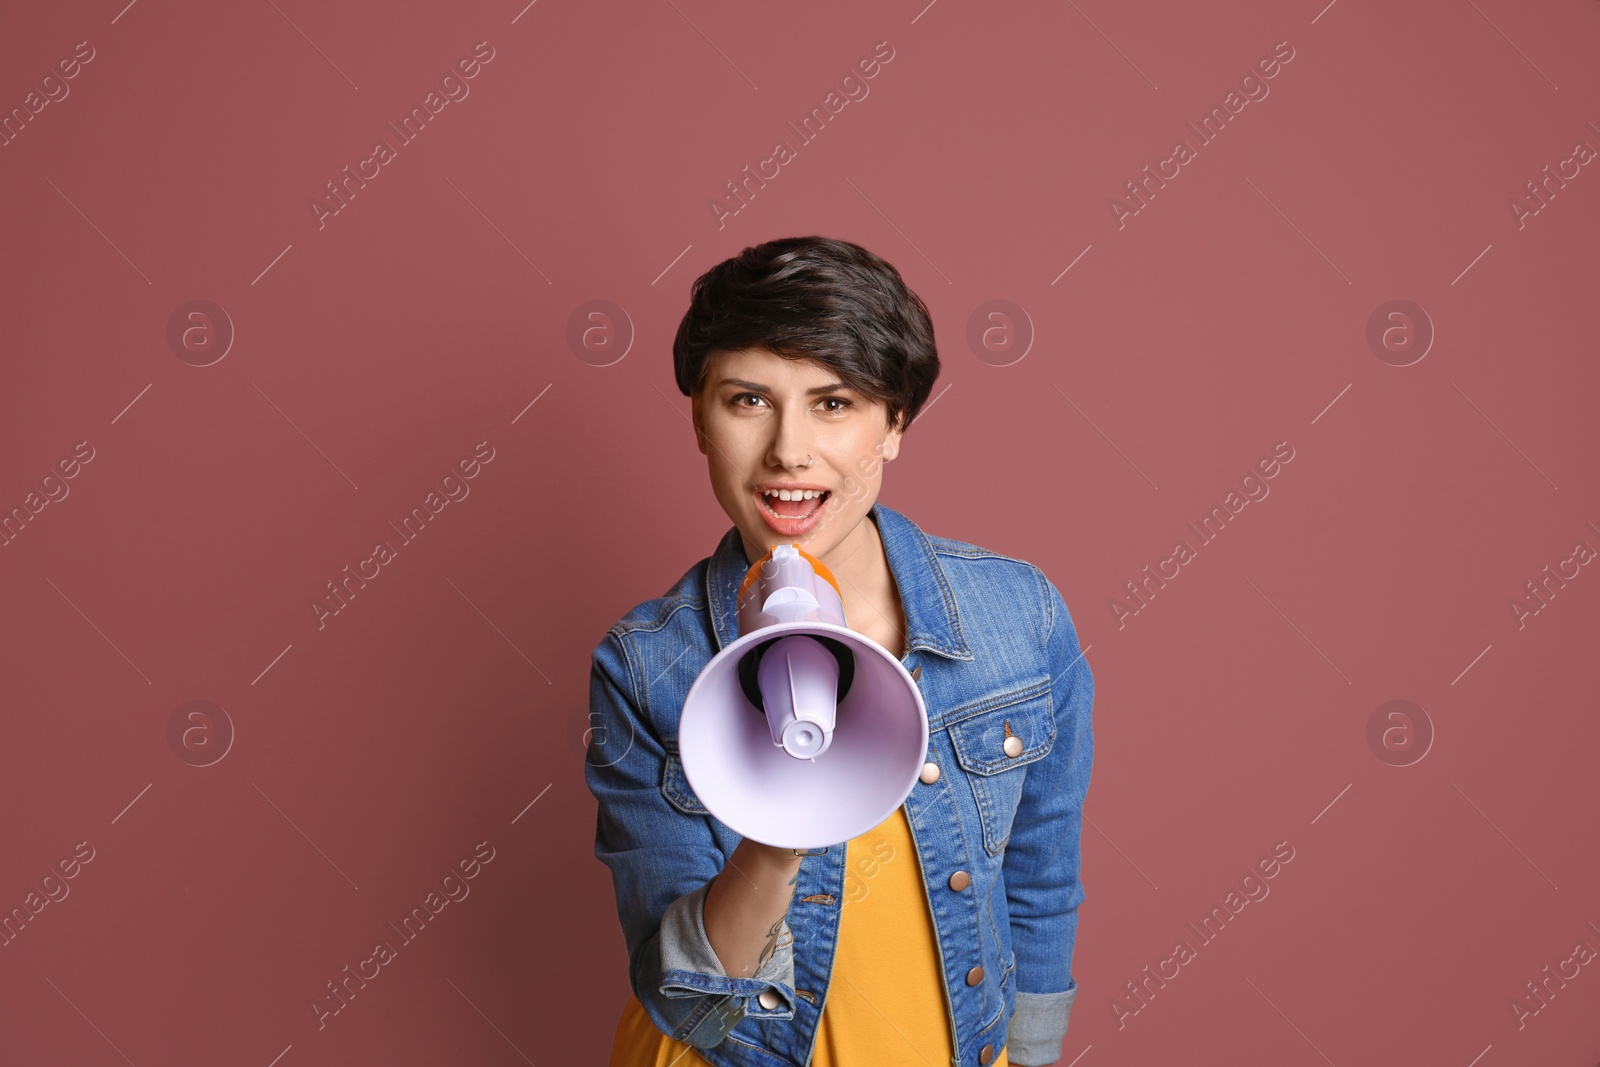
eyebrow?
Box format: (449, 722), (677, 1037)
(716, 377), (851, 396)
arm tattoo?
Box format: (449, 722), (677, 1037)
(751, 914), (785, 974)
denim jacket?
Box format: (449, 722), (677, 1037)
(584, 501), (1094, 1066)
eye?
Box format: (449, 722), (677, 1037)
(731, 392), (767, 409)
(820, 397), (851, 413)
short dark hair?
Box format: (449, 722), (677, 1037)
(672, 236), (940, 432)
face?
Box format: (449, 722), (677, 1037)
(691, 346), (903, 568)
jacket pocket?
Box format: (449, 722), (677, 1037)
(661, 750), (712, 816)
(947, 681), (1055, 855)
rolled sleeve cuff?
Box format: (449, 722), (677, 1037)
(1008, 983), (1077, 1066)
(657, 881), (797, 1016)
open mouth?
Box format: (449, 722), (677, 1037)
(758, 490), (830, 521)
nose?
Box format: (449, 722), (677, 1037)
(766, 408), (814, 471)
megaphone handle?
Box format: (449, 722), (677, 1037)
(790, 845), (829, 856)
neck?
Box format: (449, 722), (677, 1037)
(819, 510), (887, 596)
(825, 512), (902, 641)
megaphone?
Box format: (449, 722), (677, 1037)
(678, 542), (929, 851)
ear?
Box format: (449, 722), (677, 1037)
(881, 419), (903, 464)
(691, 393), (709, 455)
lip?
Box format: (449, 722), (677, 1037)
(754, 481), (831, 493)
(753, 485), (832, 537)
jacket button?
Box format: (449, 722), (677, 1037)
(757, 990), (781, 1010)
(919, 761), (941, 784)
(965, 965), (984, 986)
(979, 1044), (996, 1065)
(947, 870), (970, 891)
(911, 665), (922, 682)
(1003, 734), (1024, 757)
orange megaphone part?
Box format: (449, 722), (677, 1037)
(738, 542), (842, 606)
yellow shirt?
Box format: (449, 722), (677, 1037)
(607, 806), (1008, 1066)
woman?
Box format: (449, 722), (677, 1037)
(583, 236), (1094, 1067)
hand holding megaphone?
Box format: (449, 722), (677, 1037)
(678, 543), (929, 851)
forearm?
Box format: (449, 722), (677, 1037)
(702, 838), (803, 980)
(587, 631), (801, 1049)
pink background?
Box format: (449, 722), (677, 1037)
(3, 0), (1598, 1064)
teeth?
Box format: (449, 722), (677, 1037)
(763, 488), (825, 501)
